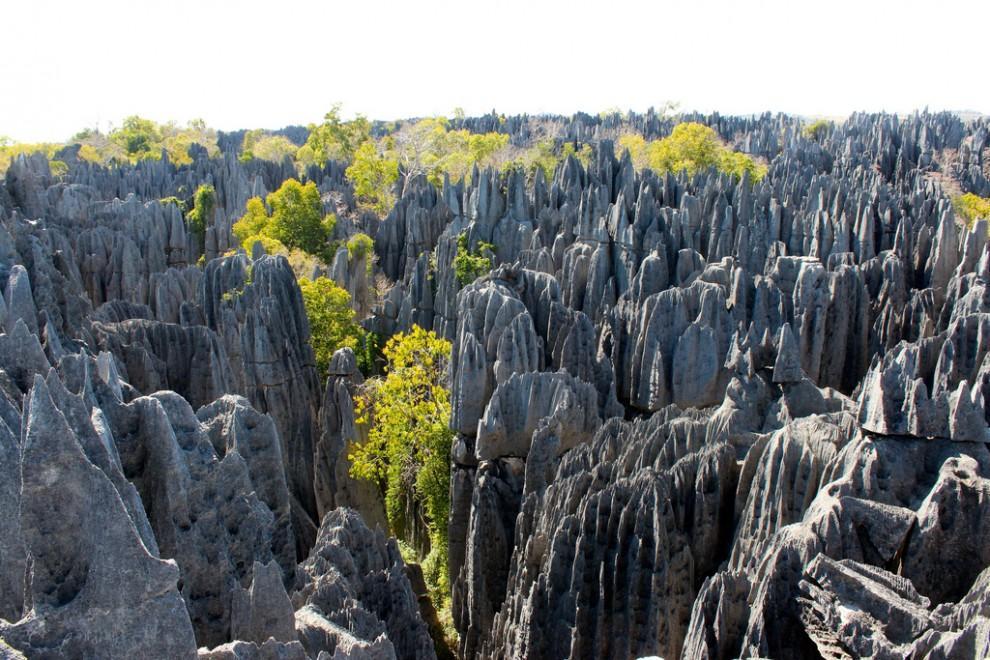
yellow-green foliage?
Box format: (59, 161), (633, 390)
(618, 123), (767, 181)
(298, 276), (373, 378)
(346, 233), (375, 275)
(1, 117), (220, 173)
(233, 179), (335, 261)
(233, 198), (284, 253)
(240, 130), (298, 164)
(77, 143), (103, 164)
(349, 326), (453, 599)
(346, 232), (374, 260)
(299, 104), (372, 167)
(109, 116), (162, 160)
(394, 117), (510, 185)
(0, 140), (61, 175)
(502, 138), (593, 182)
(159, 119), (220, 165)
(346, 141), (399, 216)
(803, 119), (833, 141)
(185, 184), (216, 238)
(453, 232), (494, 285)
(618, 133), (649, 169)
(104, 116), (219, 165)
(954, 193), (990, 230)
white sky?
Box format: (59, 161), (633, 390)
(2, 0), (987, 142)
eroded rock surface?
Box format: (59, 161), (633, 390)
(2, 109), (990, 659)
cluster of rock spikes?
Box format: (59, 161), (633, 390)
(0, 108), (988, 660)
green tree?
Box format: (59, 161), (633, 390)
(347, 232), (376, 275)
(954, 193), (990, 232)
(618, 123), (767, 181)
(160, 119), (219, 165)
(803, 119), (832, 141)
(346, 141), (399, 216)
(302, 104), (372, 165)
(240, 131), (298, 164)
(298, 277), (373, 378)
(647, 122), (722, 175)
(349, 325), (454, 593)
(394, 117), (510, 185)
(267, 179), (334, 257)
(232, 179), (335, 260)
(103, 117), (217, 165)
(185, 184), (215, 250)
(110, 116), (163, 161)
(453, 232), (494, 285)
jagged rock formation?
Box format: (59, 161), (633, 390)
(199, 253), (324, 553)
(0, 148), (436, 657)
(372, 110), (990, 659)
(315, 348), (387, 529)
(0, 375), (198, 659)
(290, 508), (437, 660)
(2, 109), (990, 659)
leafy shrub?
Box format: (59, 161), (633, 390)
(185, 184), (216, 246)
(48, 160), (68, 177)
(298, 277), (373, 379)
(803, 119), (832, 141)
(160, 196), (187, 213)
(453, 232), (494, 285)
(346, 141), (399, 216)
(347, 233), (376, 275)
(954, 193), (990, 231)
(233, 179), (335, 261)
(618, 122), (767, 181)
(348, 325), (453, 584)
(301, 104), (372, 166)
(346, 232), (374, 261)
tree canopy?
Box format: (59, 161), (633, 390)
(618, 122), (767, 181)
(185, 184), (215, 252)
(453, 232), (495, 285)
(345, 141), (399, 216)
(298, 276), (374, 378)
(232, 178), (335, 261)
(393, 117), (509, 186)
(349, 325), (454, 591)
(954, 193), (990, 232)
(300, 104), (372, 167)
(240, 130), (298, 164)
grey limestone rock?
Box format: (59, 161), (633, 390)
(92, 318), (234, 409)
(5, 108), (990, 660)
(0, 377), (197, 659)
(231, 560), (297, 645)
(0, 413), (23, 624)
(314, 348), (386, 530)
(475, 370), (601, 461)
(4, 265), (38, 335)
(291, 508), (436, 660)
(98, 389), (285, 647)
(200, 253), (323, 555)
